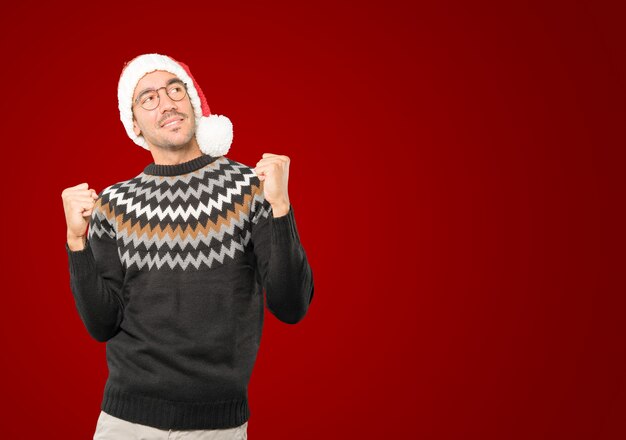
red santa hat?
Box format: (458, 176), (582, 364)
(117, 53), (233, 156)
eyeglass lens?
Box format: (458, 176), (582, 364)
(139, 84), (187, 110)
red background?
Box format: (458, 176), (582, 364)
(1, 1), (625, 438)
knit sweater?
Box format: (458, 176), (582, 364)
(65, 153), (314, 430)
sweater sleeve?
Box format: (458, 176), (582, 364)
(250, 183), (315, 324)
(65, 191), (125, 342)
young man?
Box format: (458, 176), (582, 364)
(62, 53), (315, 439)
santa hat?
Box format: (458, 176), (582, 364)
(117, 53), (233, 156)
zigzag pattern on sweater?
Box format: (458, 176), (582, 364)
(88, 156), (272, 271)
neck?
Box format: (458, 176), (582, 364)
(148, 140), (203, 165)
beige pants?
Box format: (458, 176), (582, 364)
(93, 410), (248, 440)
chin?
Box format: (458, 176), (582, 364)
(161, 135), (196, 149)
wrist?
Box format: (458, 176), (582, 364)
(271, 200), (290, 218)
(67, 233), (87, 251)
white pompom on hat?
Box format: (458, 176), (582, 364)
(117, 53), (233, 156)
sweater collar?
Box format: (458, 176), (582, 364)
(143, 154), (220, 176)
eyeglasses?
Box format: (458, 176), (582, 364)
(133, 82), (188, 111)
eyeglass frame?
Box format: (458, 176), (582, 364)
(132, 81), (189, 111)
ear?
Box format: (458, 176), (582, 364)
(132, 115), (141, 137)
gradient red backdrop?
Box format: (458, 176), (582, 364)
(1, 1), (625, 438)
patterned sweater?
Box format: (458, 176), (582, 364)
(65, 153), (314, 430)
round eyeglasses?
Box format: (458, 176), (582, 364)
(134, 82), (188, 111)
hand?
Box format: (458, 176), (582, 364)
(62, 183), (99, 245)
(254, 153), (291, 216)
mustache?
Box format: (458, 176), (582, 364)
(159, 112), (187, 126)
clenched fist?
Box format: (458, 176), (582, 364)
(62, 183), (99, 251)
(253, 153), (291, 217)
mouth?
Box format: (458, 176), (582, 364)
(161, 117), (184, 128)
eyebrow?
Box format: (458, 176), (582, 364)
(134, 78), (185, 103)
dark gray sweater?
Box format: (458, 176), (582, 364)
(65, 153), (314, 429)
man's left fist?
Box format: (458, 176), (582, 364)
(254, 153), (291, 217)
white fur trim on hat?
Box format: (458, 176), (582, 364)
(117, 53), (232, 156)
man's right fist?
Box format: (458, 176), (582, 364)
(62, 183), (99, 250)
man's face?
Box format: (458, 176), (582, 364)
(132, 70), (197, 151)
